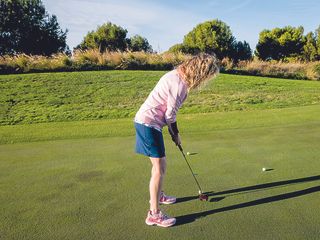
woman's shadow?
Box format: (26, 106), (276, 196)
(175, 175), (320, 226)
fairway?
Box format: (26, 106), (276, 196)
(1, 105), (320, 240)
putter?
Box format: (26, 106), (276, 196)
(177, 144), (208, 201)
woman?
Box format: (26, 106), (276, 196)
(134, 53), (219, 227)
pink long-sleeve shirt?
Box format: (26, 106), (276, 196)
(134, 69), (188, 131)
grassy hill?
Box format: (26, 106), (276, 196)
(1, 70), (320, 125)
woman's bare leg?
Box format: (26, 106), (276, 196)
(149, 156), (166, 213)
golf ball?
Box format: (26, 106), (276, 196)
(262, 167), (266, 171)
(198, 190), (202, 194)
(187, 152), (190, 155)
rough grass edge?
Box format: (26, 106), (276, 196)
(0, 50), (191, 74)
(221, 58), (320, 80)
(0, 50), (319, 80)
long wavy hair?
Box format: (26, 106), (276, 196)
(177, 53), (220, 90)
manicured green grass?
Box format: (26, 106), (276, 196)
(1, 106), (320, 239)
(1, 70), (320, 125)
(0, 105), (319, 144)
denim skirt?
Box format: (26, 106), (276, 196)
(134, 122), (165, 158)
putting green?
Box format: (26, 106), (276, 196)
(1, 106), (320, 239)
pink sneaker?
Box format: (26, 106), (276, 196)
(145, 210), (176, 227)
(159, 191), (176, 205)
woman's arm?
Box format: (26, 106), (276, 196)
(165, 80), (187, 146)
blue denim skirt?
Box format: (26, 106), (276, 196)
(134, 122), (165, 158)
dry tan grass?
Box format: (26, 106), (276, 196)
(0, 50), (319, 80)
(0, 53), (70, 72)
(305, 62), (320, 80)
(233, 60), (320, 80)
(0, 50), (191, 73)
(71, 49), (191, 69)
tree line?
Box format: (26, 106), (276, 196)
(1, 0), (320, 62)
(0, 0), (152, 55)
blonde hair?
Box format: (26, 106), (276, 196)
(178, 53), (220, 90)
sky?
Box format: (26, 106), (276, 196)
(43, 0), (320, 52)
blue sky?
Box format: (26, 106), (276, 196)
(43, 0), (320, 52)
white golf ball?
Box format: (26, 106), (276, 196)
(262, 167), (267, 171)
(187, 152), (190, 155)
(198, 190), (202, 194)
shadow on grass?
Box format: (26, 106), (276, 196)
(175, 185), (320, 226)
(176, 175), (320, 203)
(264, 168), (274, 172)
(187, 152), (198, 156)
(175, 175), (320, 226)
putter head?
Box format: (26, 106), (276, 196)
(199, 193), (208, 201)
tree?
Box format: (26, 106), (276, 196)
(255, 26), (305, 61)
(169, 19), (251, 61)
(303, 32), (318, 61)
(168, 43), (186, 53)
(167, 43), (200, 54)
(183, 19), (235, 59)
(76, 22), (128, 52)
(127, 35), (152, 52)
(231, 40), (252, 61)
(0, 0), (68, 55)
(316, 26), (320, 58)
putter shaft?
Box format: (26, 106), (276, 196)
(178, 144), (203, 193)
